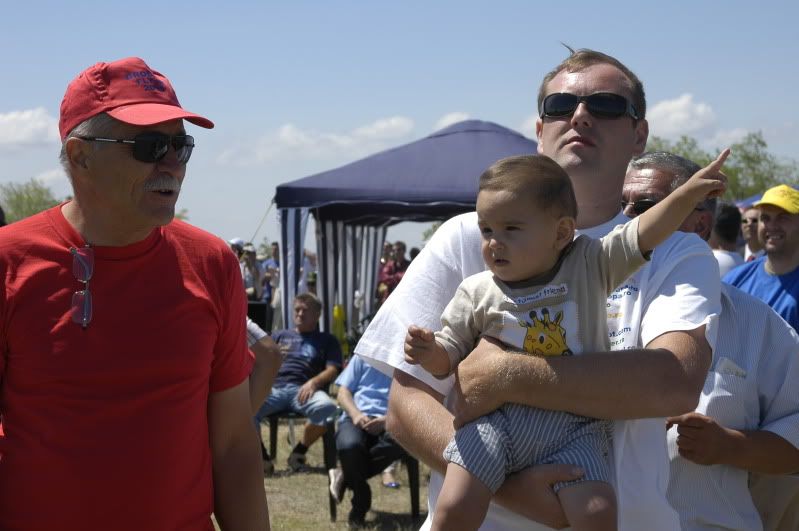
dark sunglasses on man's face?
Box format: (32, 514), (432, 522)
(623, 198), (709, 217)
(78, 133), (195, 164)
(621, 198), (657, 216)
(541, 92), (639, 120)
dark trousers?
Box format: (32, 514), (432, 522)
(336, 416), (407, 520)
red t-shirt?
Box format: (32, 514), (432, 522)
(0, 205), (254, 531)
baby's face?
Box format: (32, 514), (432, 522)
(476, 189), (564, 282)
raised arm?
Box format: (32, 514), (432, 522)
(637, 149), (728, 254)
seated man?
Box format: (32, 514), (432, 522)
(254, 293), (342, 471)
(329, 354), (408, 527)
(623, 152), (799, 530)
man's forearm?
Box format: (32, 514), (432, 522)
(461, 328), (709, 421)
(248, 338), (282, 414)
(312, 365), (339, 389)
(337, 386), (362, 421)
(725, 430), (799, 475)
(213, 434), (270, 530)
(385, 370), (452, 474)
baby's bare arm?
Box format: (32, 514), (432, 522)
(405, 325), (452, 377)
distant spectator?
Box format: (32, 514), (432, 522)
(254, 293), (342, 472)
(409, 246), (421, 261)
(376, 240), (410, 305)
(0, 204), (6, 227)
(328, 354), (407, 527)
(380, 241), (392, 266)
(740, 206), (765, 262)
(725, 184), (799, 331)
(709, 203), (745, 277)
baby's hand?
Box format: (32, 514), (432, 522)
(404, 325), (437, 366)
(682, 148), (730, 201)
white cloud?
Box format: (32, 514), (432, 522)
(33, 167), (72, 198)
(648, 93), (716, 139)
(519, 114), (539, 139)
(0, 107), (59, 148)
(434, 112), (470, 131)
(217, 116), (415, 166)
(706, 127), (749, 148)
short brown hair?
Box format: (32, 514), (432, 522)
(294, 292), (322, 314)
(537, 48), (646, 121)
(479, 155), (577, 218)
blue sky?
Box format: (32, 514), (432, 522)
(2, 1), (797, 250)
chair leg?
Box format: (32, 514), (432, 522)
(406, 456), (420, 520)
(324, 420), (338, 522)
(269, 416), (278, 461)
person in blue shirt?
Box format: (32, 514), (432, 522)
(254, 292), (342, 472)
(723, 184), (799, 331)
(329, 354), (408, 527)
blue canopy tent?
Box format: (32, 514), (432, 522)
(274, 120), (538, 333)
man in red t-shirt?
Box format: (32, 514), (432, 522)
(0, 58), (269, 530)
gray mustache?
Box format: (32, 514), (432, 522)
(144, 175), (181, 193)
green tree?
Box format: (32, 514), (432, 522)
(647, 132), (798, 200)
(0, 179), (60, 223)
(175, 208), (189, 221)
(422, 221), (442, 242)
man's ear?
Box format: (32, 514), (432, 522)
(535, 118), (545, 154)
(633, 118), (649, 156)
(555, 216), (576, 250)
(64, 137), (90, 170)
(694, 211), (713, 241)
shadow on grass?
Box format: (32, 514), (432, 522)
(351, 510), (426, 530)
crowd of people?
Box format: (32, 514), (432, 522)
(1, 50), (797, 531)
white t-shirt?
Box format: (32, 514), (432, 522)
(712, 249), (744, 277)
(355, 211), (721, 531)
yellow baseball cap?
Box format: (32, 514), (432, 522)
(754, 184), (799, 215)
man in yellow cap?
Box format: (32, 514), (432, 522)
(724, 184), (799, 330)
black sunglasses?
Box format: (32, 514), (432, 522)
(621, 198), (657, 216)
(623, 198), (709, 217)
(78, 132), (195, 164)
(541, 92), (639, 120)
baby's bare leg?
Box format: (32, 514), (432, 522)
(432, 463), (493, 531)
(557, 481), (617, 531)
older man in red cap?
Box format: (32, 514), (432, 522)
(0, 58), (269, 530)
(724, 184), (799, 331)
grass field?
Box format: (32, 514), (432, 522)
(251, 419), (429, 530)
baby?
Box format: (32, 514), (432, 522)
(405, 151), (728, 530)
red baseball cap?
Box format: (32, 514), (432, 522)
(59, 57), (214, 140)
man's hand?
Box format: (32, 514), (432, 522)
(681, 148), (729, 201)
(667, 412), (735, 465)
(452, 337), (515, 428)
(362, 415), (386, 435)
(494, 464), (584, 529)
(297, 379), (318, 405)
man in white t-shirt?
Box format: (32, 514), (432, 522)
(355, 48), (721, 531)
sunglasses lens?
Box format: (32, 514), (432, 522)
(71, 289), (92, 326)
(585, 93), (629, 118)
(130, 133), (168, 163)
(71, 247), (94, 281)
(172, 135), (195, 164)
(633, 200), (657, 215)
(542, 93), (579, 117)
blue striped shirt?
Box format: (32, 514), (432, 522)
(667, 284), (799, 530)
